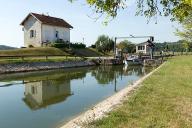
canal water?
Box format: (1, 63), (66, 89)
(0, 65), (152, 128)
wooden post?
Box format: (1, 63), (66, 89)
(114, 37), (117, 59)
(21, 56), (24, 61)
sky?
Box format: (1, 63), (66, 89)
(0, 0), (180, 48)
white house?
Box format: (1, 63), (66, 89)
(136, 42), (150, 54)
(21, 13), (73, 47)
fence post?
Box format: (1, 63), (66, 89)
(21, 56), (24, 61)
(46, 56), (48, 60)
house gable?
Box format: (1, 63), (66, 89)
(23, 15), (42, 47)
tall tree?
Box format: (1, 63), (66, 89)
(117, 40), (136, 53)
(95, 35), (114, 52)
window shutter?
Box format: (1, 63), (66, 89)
(34, 30), (36, 37)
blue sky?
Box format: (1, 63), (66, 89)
(0, 0), (180, 47)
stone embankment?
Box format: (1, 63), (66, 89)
(0, 60), (95, 74)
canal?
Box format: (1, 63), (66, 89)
(0, 65), (152, 128)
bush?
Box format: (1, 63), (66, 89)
(91, 44), (96, 48)
(51, 40), (86, 49)
(70, 43), (86, 49)
(52, 43), (69, 48)
(28, 45), (34, 48)
(51, 39), (69, 48)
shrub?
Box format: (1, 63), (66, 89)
(70, 43), (86, 49)
(51, 39), (69, 48)
(52, 43), (69, 48)
(91, 44), (96, 48)
(28, 45), (34, 48)
(51, 40), (86, 49)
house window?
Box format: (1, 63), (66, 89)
(30, 30), (35, 38)
(55, 31), (59, 38)
(31, 86), (37, 94)
(138, 46), (145, 50)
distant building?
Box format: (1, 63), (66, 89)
(136, 42), (150, 54)
(20, 13), (73, 47)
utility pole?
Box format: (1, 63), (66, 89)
(83, 37), (85, 44)
(114, 37), (117, 58)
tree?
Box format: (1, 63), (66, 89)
(176, 12), (192, 42)
(182, 40), (190, 52)
(69, 0), (192, 22)
(116, 40), (136, 53)
(95, 35), (114, 52)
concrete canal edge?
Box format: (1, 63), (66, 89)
(59, 63), (166, 128)
(0, 60), (96, 74)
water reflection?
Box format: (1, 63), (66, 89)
(23, 80), (72, 110)
(0, 66), (152, 111)
(91, 65), (149, 85)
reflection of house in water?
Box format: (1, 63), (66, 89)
(23, 79), (72, 110)
(20, 68), (88, 110)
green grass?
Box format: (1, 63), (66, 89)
(0, 56), (83, 64)
(0, 47), (85, 64)
(0, 47), (68, 56)
(0, 47), (111, 64)
(72, 48), (108, 57)
(89, 56), (192, 128)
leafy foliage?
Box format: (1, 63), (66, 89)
(95, 35), (114, 52)
(155, 40), (192, 52)
(51, 39), (86, 49)
(176, 12), (192, 42)
(51, 40), (69, 48)
(69, 0), (192, 22)
(116, 40), (136, 53)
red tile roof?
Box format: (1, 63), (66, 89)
(21, 13), (73, 28)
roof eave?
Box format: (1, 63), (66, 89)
(20, 13), (42, 26)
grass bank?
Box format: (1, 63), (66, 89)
(90, 56), (192, 128)
(0, 47), (68, 56)
(0, 47), (111, 64)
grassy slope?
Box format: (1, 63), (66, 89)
(0, 47), (68, 56)
(0, 47), (108, 57)
(0, 47), (80, 64)
(0, 47), (108, 64)
(90, 56), (192, 128)
(72, 48), (105, 57)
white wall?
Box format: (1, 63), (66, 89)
(136, 44), (150, 54)
(23, 16), (42, 47)
(24, 81), (43, 105)
(42, 24), (70, 43)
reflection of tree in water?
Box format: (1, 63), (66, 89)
(91, 66), (153, 85)
(123, 66), (143, 76)
(91, 66), (123, 85)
